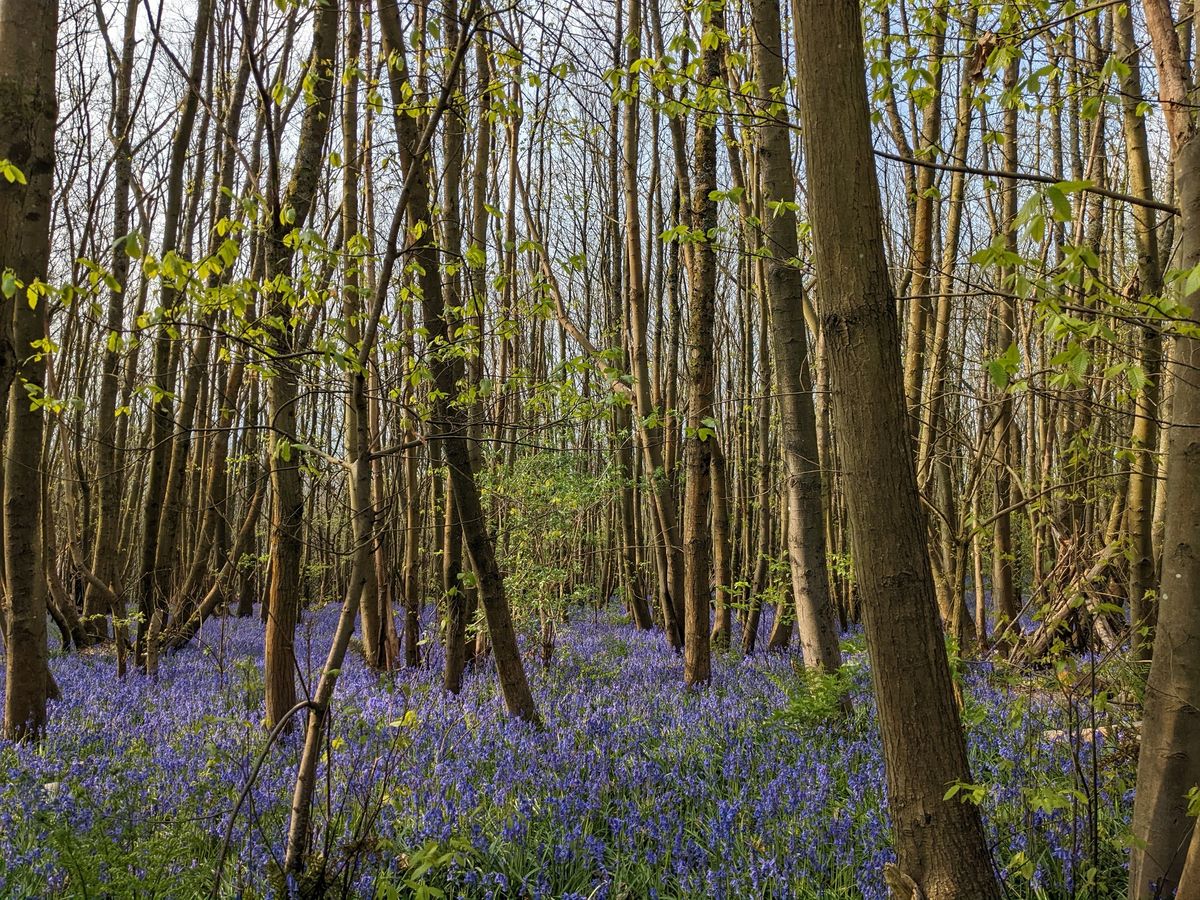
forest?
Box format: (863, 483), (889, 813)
(0, 0), (1198, 895)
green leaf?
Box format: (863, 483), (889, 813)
(1185, 264), (1200, 297)
(1126, 363), (1148, 393)
(465, 243), (486, 269)
(1045, 186), (1072, 222)
(0, 159), (27, 185)
(987, 341), (1021, 389)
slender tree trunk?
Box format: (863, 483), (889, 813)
(623, 0), (685, 648)
(402, 439), (421, 667)
(137, 0), (214, 656)
(84, 0), (139, 644)
(380, 0), (538, 722)
(440, 0), (471, 691)
(915, 4), (976, 644)
(749, 0), (842, 672)
(900, 2), (947, 434)
(339, 0), (390, 675)
(263, 0), (339, 730)
(710, 439), (733, 647)
(681, 0), (722, 687)
(1114, 5), (1164, 660)
(990, 56), (1021, 640)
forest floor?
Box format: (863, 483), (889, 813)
(1, 606), (1136, 899)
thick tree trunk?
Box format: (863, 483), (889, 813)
(0, 0), (59, 741)
(792, 0), (1001, 894)
(1129, 152), (1200, 892)
(1128, 2), (1200, 891)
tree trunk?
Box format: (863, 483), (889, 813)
(709, 440), (733, 647)
(0, 0), (59, 741)
(989, 56), (1021, 641)
(792, 0), (1001, 893)
(84, 0), (139, 644)
(1129, 0), (1200, 890)
(440, 0), (470, 692)
(137, 0), (214, 657)
(749, 0), (842, 672)
(380, 0), (538, 722)
(681, 0), (721, 687)
(1114, 4), (1164, 661)
(263, 0), (338, 730)
(623, 0), (685, 649)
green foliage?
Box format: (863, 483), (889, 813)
(0, 158), (28, 184)
(943, 780), (988, 805)
(373, 838), (475, 900)
(764, 662), (860, 731)
(828, 551), (855, 588)
(480, 451), (614, 632)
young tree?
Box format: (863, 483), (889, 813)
(262, 0), (339, 730)
(680, 0), (723, 687)
(624, 0), (686, 649)
(379, 0), (538, 723)
(748, 0), (841, 673)
(137, 0), (214, 657)
(1113, 1), (1163, 661)
(84, 0), (139, 646)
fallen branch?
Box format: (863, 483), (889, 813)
(1012, 543), (1127, 663)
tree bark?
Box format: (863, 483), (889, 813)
(623, 0), (685, 649)
(84, 0), (140, 644)
(1114, 4), (1164, 661)
(1129, 0), (1200, 891)
(0, 0), (60, 741)
(792, 0), (1001, 893)
(137, 0), (214, 657)
(263, 0), (339, 730)
(681, 0), (721, 687)
(989, 55), (1021, 641)
(749, 0), (842, 672)
(380, 0), (538, 722)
